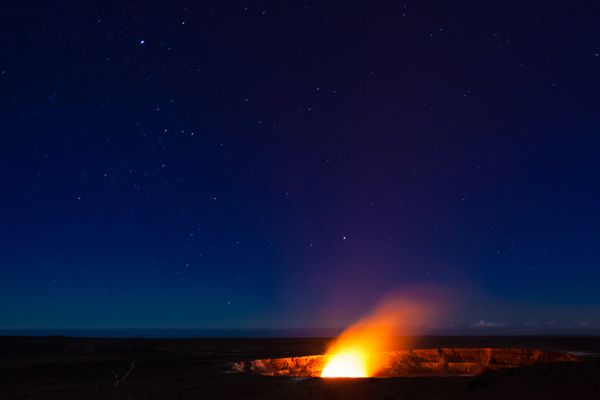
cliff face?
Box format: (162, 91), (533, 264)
(232, 348), (580, 377)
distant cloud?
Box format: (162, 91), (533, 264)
(470, 320), (507, 328)
(427, 317), (600, 334)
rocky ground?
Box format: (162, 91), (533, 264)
(0, 336), (599, 399)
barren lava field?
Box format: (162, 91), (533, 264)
(1, 336), (599, 399)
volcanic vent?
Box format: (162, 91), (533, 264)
(233, 291), (579, 378)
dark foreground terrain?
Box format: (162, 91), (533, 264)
(1, 336), (599, 399)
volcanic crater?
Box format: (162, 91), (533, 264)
(232, 347), (579, 378)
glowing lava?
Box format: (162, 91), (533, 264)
(320, 290), (438, 378)
(321, 350), (367, 378)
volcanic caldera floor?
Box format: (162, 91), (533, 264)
(1, 336), (599, 399)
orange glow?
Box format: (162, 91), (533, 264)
(320, 290), (438, 378)
(321, 350), (367, 377)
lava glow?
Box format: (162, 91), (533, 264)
(320, 290), (439, 378)
(321, 350), (367, 378)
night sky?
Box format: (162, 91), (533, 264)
(1, 1), (599, 334)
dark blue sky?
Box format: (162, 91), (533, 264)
(1, 1), (599, 333)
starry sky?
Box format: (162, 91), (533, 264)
(1, 1), (600, 334)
